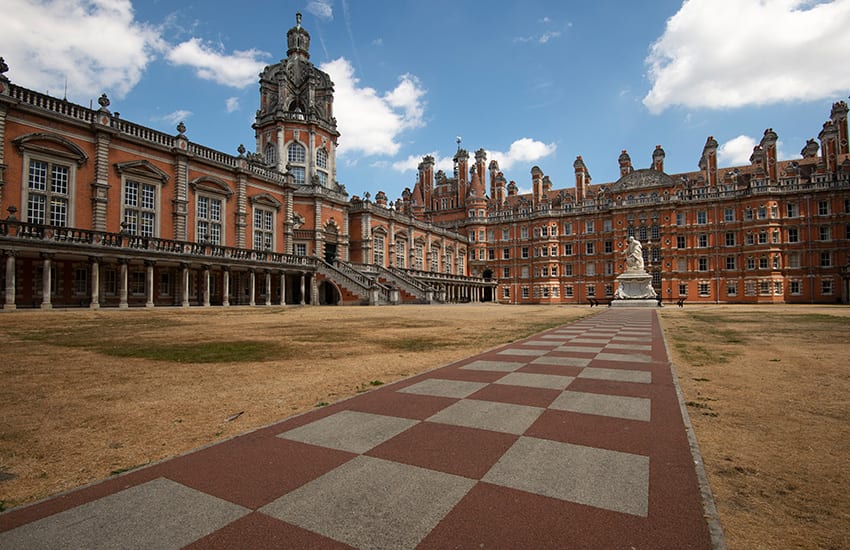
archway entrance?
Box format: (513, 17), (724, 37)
(482, 269), (493, 302)
(318, 280), (340, 305)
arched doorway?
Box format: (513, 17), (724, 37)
(482, 269), (493, 302)
(318, 279), (341, 305)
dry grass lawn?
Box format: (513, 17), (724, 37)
(1, 303), (848, 550)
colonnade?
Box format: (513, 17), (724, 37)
(1, 252), (312, 310)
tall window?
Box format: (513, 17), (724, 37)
(316, 148), (328, 169)
(456, 253), (464, 274)
(373, 235), (385, 265)
(253, 208), (274, 250)
(264, 142), (277, 166)
(430, 248), (439, 272)
(395, 241), (406, 268)
(124, 180), (156, 237)
(197, 195), (223, 244)
(27, 159), (70, 226)
(414, 245), (424, 270)
(288, 142), (306, 184)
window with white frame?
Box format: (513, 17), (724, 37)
(790, 280), (801, 294)
(317, 148), (328, 169)
(456, 253), (464, 274)
(124, 179), (157, 237)
(252, 207), (274, 250)
(197, 195), (224, 245)
(288, 142), (306, 184)
(26, 158), (71, 226)
(818, 200), (829, 216)
(413, 244), (422, 271)
(373, 234), (385, 266)
(430, 248), (439, 272)
(395, 241), (406, 268)
(295, 243), (307, 256)
(822, 279), (833, 294)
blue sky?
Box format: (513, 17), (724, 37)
(3, 0), (850, 200)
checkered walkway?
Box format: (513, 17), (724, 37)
(0, 309), (715, 549)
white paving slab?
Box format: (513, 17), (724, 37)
(261, 456), (475, 549)
(494, 372), (575, 390)
(398, 378), (488, 399)
(550, 391), (651, 422)
(278, 410), (417, 454)
(0, 478), (249, 550)
(427, 399), (544, 435)
(578, 367), (652, 384)
(483, 437), (649, 517)
(460, 360), (525, 372)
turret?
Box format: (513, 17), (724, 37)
(454, 148), (469, 206)
(531, 166), (544, 206)
(618, 150), (633, 178)
(474, 148), (487, 192)
(489, 159), (505, 206)
(801, 138), (819, 158)
(418, 155), (434, 210)
(760, 128), (779, 182)
(286, 12), (311, 60)
(699, 136), (719, 187)
(652, 145), (665, 172)
(831, 99), (849, 154)
(573, 156), (590, 201)
(819, 120), (839, 173)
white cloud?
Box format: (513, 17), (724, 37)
(166, 38), (268, 88)
(306, 0), (333, 20)
(320, 57), (427, 157)
(225, 97), (239, 113)
(372, 38), (384, 47)
(718, 135), (757, 165)
(487, 138), (557, 172)
(391, 138), (556, 176)
(514, 31), (561, 44)
(0, 0), (163, 99)
(156, 109), (193, 127)
(644, 0), (850, 113)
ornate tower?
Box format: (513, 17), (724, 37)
(253, 13), (340, 188)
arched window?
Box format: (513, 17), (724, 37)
(317, 148), (328, 169)
(264, 143), (276, 165)
(288, 142), (306, 164)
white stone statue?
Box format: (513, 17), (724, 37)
(625, 236), (644, 272)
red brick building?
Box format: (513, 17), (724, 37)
(1, 14), (848, 309)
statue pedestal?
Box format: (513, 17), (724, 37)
(613, 270), (657, 306)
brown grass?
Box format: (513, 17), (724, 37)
(659, 305), (850, 550)
(1, 303), (848, 550)
(0, 304), (584, 510)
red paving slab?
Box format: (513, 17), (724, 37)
(0, 309), (722, 549)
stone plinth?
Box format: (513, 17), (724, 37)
(614, 271), (657, 301)
(611, 298), (658, 308)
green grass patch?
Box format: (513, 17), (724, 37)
(97, 340), (285, 363)
(378, 337), (455, 352)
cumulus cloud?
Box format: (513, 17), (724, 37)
(644, 0), (850, 113)
(225, 97), (239, 113)
(306, 0), (333, 20)
(157, 109), (193, 126)
(718, 135), (758, 165)
(320, 57), (427, 157)
(391, 138), (556, 176)
(487, 138), (557, 172)
(0, 0), (163, 99)
(166, 38), (268, 88)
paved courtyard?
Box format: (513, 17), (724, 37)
(0, 308), (719, 549)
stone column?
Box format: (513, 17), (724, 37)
(279, 272), (286, 305)
(299, 273), (306, 305)
(181, 264), (190, 307)
(4, 252), (16, 310)
(118, 259), (129, 309)
(89, 257), (100, 309)
(264, 271), (272, 306)
(222, 267), (230, 306)
(248, 269), (256, 306)
(145, 261), (155, 308)
(310, 275), (319, 305)
(202, 265), (211, 307)
(40, 254), (53, 309)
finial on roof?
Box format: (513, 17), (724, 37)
(296, 12), (302, 29)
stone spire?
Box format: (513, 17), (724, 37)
(287, 12), (311, 60)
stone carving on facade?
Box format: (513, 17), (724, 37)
(613, 236), (657, 303)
